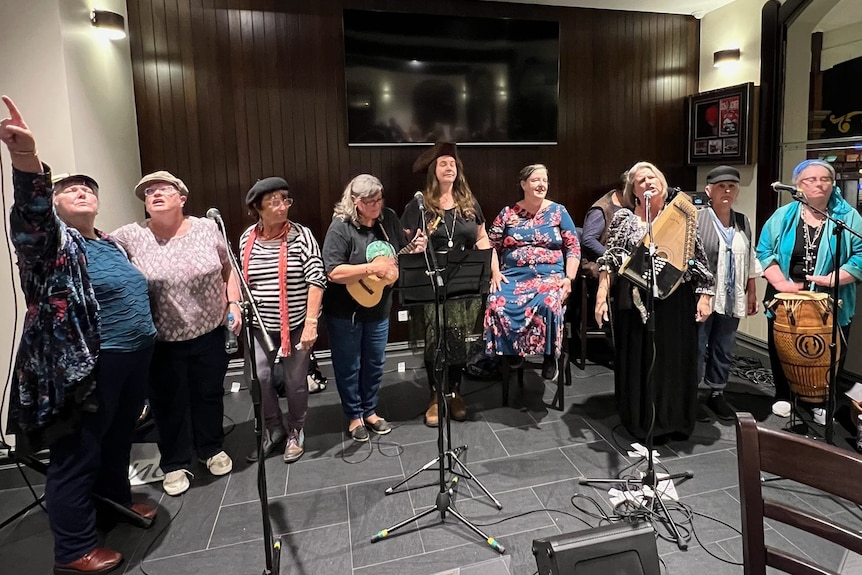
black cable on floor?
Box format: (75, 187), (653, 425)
(139, 494), (185, 575)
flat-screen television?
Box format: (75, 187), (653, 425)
(343, 9), (560, 145)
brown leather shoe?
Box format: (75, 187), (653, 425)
(450, 389), (467, 421)
(54, 547), (123, 575)
(424, 391), (439, 427)
(128, 502), (157, 522)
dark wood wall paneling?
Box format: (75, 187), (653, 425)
(127, 0), (700, 343)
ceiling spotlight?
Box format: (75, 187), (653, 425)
(91, 10), (126, 40)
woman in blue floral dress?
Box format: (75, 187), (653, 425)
(484, 164), (580, 378)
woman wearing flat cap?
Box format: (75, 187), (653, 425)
(757, 159), (862, 422)
(401, 141), (497, 426)
(695, 166), (761, 423)
(112, 170), (242, 496)
(239, 177), (326, 463)
(2, 95), (157, 574)
(322, 174), (426, 442)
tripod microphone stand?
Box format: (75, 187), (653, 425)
(210, 208), (282, 575)
(371, 237), (503, 553)
(578, 192), (694, 551)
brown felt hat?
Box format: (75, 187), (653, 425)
(411, 141), (458, 174)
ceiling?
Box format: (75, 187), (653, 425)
(480, 0), (737, 18)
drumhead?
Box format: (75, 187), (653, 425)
(775, 291), (828, 302)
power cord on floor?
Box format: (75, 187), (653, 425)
(139, 493), (185, 575)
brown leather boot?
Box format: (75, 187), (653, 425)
(424, 390), (439, 427)
(450, 388), (467, 421)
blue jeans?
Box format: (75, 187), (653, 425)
(698, 313), (740, 392)
(326, 316), (389, 420)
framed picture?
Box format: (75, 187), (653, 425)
(686, 82), (757, 165)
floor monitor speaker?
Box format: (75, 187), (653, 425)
(532, 521), (660, 575)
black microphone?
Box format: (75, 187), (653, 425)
(206, 207), (222, 220)
(414, 190), (425, 211)
(772, 182), (799, 194)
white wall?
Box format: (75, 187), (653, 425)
(698, 0), (767, 343)
(0, 0), (141, 445)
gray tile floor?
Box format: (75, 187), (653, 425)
(1, 351), (861, 575)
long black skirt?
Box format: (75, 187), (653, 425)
(612, 279), (699, 441)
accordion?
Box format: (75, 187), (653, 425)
(618, 193), (698, 300)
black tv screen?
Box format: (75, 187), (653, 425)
(343, 9), (560, 145)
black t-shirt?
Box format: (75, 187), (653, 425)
(322, 207), (409, 321)
(401, 196), (485, 253)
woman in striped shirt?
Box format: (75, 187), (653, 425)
(240, 177), (326, 463)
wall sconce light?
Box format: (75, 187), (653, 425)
(91, 10), (126, 40)
(713, 48), (741, 68)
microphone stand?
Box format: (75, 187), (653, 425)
(787, 191), (862, 445)
(579, 193), (693, 551)
(372, 202), (504, 553)
(211, 213), (281, 575)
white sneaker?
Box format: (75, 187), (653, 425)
(163, 469), (192, 496)
(812, 407), (827, 426)
(772, 400), (792, 418)
(204, 451), (233, 476)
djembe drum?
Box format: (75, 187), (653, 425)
(768, 291), (839, 400)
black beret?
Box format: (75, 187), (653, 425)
(412, 141), (458, 174)
(246, 177), (289, 207)
(706, 165), (740, 185)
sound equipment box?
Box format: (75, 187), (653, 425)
(532, 521), (660, 575)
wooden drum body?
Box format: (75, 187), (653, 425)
(769, 291), (839, 400)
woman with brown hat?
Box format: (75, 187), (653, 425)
(112, 171), (242, 496)
(402, 142), (498, 426)
(239, 177), (326, 463)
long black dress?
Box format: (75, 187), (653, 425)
(599, 209), (715, 441)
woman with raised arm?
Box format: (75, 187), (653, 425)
(2, 96), (157, 575)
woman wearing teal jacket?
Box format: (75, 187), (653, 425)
(756, 159), (862, 419)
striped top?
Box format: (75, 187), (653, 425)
(239, 221), (326, 332)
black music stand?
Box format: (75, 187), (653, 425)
(578, 196), (694, 551)
(371, 249), (505, 553)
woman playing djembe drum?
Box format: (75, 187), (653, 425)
(756, 159), (862, 421)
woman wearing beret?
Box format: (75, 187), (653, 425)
(112, 171), (242, 496)
(322, 174), (426, 441)
(239, 177), (326, 463)
(757, 159), (862, 421)
(2, 96), (157, 575)
(401, 142), (496, 426)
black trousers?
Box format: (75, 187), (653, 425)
(148, 327), (229, 472)
(46, 345), (152, 564)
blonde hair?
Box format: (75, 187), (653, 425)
(420, 155), (476, 227)
(333, 174), (383, 226)
(623, 161), (668, 206)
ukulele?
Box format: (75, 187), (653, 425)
(347, 239), (416, 307)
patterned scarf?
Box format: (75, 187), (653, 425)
(708, 208), (735, 313)
(242, 221), (291, 357)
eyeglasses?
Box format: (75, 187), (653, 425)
(799, 176), (834, 185)
(359, 196), (384, 206)
(144, 184), (179, 196)
(266, 196), (293, 207)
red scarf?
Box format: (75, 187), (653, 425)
(242, 221), (291, 357)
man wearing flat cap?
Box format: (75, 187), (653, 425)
(695, 166), (760, 422)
